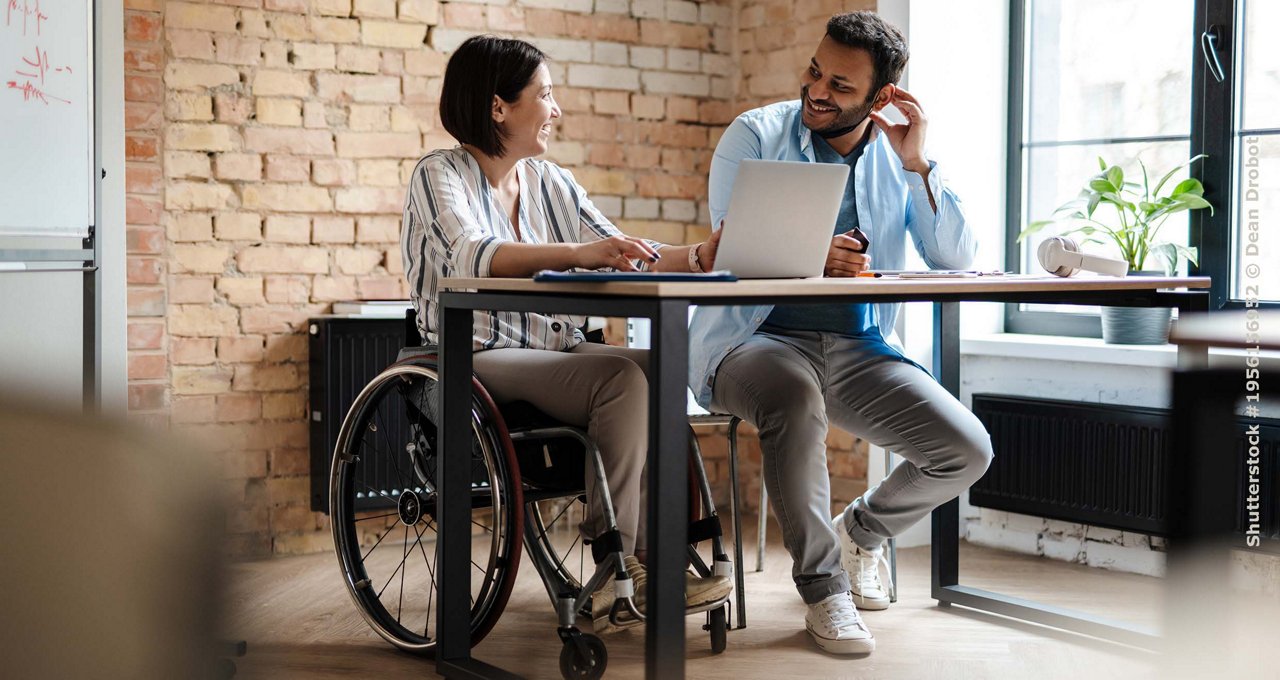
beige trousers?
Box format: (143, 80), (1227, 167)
(472, 343), (650, 556)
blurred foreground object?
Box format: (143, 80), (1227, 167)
(0, 397), (226, 679)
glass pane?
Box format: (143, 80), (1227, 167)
(1027, 0), (1194, 143)
(1022, 141), (1193, 278)
(1240, 0), (1280, 130)
(1232, 133), (1280, 301)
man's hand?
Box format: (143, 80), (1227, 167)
(868, 86), (930, 176)
(574, 235), (660, 271)
(694, 223), (725, 272)
(824, 233), (871, 277)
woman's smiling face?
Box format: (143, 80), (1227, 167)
(495, 63), (561, 159)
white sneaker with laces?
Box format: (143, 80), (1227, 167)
(805, 591), (875, 654)
(832, 515), (893, 610)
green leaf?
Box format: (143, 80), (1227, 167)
(1151, 243), (1200, 275)
(1086, 193), (1102, 218)
(1138, 158), (1151, 202)
(1106, 165), (1124, 190)
(1170, 178), (1204, 197)
(1175, 194), (1213, 212)
(1089, 178), (1116, 194)
(1152, 153), (1208, 196)
(1098, 156), (1108, 171)
(1017, 220), (1054, 242)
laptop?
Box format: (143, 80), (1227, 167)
(713, 159), (849, 278)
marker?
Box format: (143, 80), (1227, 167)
(855, 271), (883, 278)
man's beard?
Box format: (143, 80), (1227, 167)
(801, 85), (876, 139)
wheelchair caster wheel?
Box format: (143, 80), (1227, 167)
(559, 633), (607, 680)
(706, 605), (728, 654)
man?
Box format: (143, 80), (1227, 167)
(689, 11), (994, 655)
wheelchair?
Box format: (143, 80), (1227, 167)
(329, 312), (733, 679)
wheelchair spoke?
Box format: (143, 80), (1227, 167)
(552, 533), (581, 578)
(361, 520), (400, 563)
(470, 518), (493, 533)
(397, 525), (409, 623)
(356, 479), (398, 505)
(353, 511), (399, 522)
(372, 407), (414, 488)
(378, 525), (415, 599)
(535, 499), (575, 544)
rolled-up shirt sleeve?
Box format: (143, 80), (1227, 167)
(405, 154), (504, 279)
(904, 161), (978, 270)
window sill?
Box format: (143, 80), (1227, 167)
(961, 332), (1280, 369)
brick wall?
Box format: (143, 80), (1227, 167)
(123, 0), (875, 558)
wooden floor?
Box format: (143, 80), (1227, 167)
(224, 520), (1177, 680)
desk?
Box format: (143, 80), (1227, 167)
(435, 275), (1210, 679)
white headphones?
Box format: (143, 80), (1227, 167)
(1036, 236), (1129, 277)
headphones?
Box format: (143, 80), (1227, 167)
(1036, 236), (1129, 277)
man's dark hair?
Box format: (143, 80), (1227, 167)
(825, 11), (909, 100)
(439, 35), (547, 157)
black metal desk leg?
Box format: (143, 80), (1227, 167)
(646, 299), (690, 680)
(930, 302), (962, 597)
(436, 303), (505, 679)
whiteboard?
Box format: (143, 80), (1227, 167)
(0, 0), (94, 237)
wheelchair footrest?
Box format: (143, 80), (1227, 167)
(688, 517), (722, 544)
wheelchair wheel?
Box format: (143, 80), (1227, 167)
(707, 605), (728, 654)
(559, 633), (607, 680)
(330, 359), (523, 655)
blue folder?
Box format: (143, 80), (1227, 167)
(533, 270), (738, 283)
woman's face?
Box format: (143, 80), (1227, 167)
(495, 63), (561, 160)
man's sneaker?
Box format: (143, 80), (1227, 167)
(832, 515), (893, 610)
(805, 591), (876, 654)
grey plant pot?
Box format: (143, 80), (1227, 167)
(1101, 270), (1172, 344)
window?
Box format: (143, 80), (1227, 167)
(1196, 0), (1280, 309)
(1006, 0), (1196, 336)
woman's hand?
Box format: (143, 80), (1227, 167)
(573, 235), (661, 272)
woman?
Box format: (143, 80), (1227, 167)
(401, 35), (727, 630)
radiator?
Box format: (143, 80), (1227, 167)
(970, 394), (1280, 544)
(308, 317), (408, 513)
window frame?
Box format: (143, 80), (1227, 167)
(1002, 0), (1274, 337)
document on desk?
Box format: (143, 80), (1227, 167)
(533, 270), (739, 282)
(858, 270), (1015, 279)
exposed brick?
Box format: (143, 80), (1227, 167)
(313, 216), (356, 243)
(128, 288), (167, 317)
(253, 70), (313, 97)
(315, 73), (400, 103)
(265, 334), (308, 362)
(170, 275), (216, 304)
(256, 98), (303, 126)
(164, 63), (240, 91)
(219, 335), (266, 363)
(241, 184), (333, 212)
(356, 216), (399, 242)
(215, 153), (263, 181)
(265, 155), (312, 182)
(167, 29), (214, 61)
(167, 123), (242, 152)
(217, 276), (267, 305)
(334, 187), (402, 213)
(264, 215), (311, 243)
(217, 393), (263, 422)
(312, 158), (357, 186)
(262, 391), (306, 420)
(291, 42), (337, 70)
(172, 337), (217, 365)
(128, 321), (165, 350)
(166, 2), (239, 32)
(243, 128), (335, 155)
(166, 182), (238, 210)
(165, 151), (211, 179)
(173, 366), (234, 395)
(215, 213), (263, 241)
(170, 304), (239, 336)
(360, 20), (427, 48)
(233, 363), (303, 391)
(264, 276), (311, 303)
(236, 246), (330, 273)
(336, 45), (381, 74)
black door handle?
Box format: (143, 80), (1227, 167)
(1200, 25), (1226, 83)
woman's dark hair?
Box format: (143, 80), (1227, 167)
(439, 35), (548, 157)
(825, 11), (909, 101)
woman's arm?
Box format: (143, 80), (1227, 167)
(488, 237), (661, 277)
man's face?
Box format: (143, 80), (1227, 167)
(799, 36), (891, 134)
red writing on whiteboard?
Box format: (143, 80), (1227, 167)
(7, 45), (70, 105)
(6, 78), (69, 104)
(5, 0), (47, 36)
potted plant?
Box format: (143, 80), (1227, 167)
(1018, 154), (1214, 344)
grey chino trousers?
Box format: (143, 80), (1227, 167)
(710, 327), (994, 605)
(472, 343), (651, 556)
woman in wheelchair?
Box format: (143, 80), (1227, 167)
(400, 35), (730, 634)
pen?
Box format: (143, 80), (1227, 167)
(855, 271), (883, 278)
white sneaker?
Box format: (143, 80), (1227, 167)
(805, 591), (875, 654)
(832, 515), (893, 610)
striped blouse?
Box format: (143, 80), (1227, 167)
(401, 146), (651, 351)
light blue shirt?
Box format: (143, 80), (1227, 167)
(688, 100), (978, 407)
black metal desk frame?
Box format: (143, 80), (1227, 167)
(435, 285), (1211, 679)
